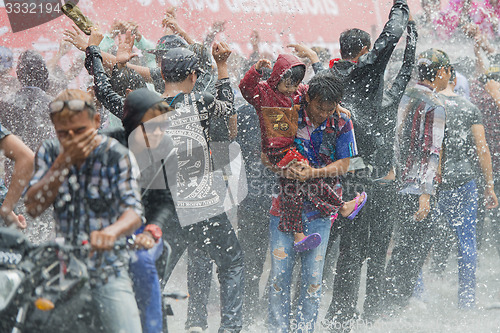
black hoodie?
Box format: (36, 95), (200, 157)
(314, 0), (409, 167)
(102, 88), (178, 235)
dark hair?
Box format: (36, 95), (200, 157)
(16, 50), (49, 91)
(148, 102), (172, 114)
(449, 65), (456, 83)
(418, 64), (449, 82)
(280, 64), (306, 85)
(110, 66), (147, 97)
(307, 73), (344, 104)
(339, 29), (371, 59)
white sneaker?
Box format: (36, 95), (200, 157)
(187, 327), (203, 333)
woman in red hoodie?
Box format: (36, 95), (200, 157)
(239, 54), (367, 252)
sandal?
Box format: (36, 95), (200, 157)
(293, 233), (322, 252)
(347, 192), (368, 220)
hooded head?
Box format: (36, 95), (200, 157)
(16, 50), (49, 91)
(267, 54), (306, 92)
(122, 88), (168, 138)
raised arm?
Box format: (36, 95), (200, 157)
(210, 42), (234, 118)
(0, 134), (34, 228)
(65, 25), (153, 81)
(238, 59), (271, 107)
(162, 9), (196, 45)
(383, 18), (418, 108)
(85, 28), (126, 119)
(358, 0), (409, 68)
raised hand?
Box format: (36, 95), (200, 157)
(162, 13), (181, 34)
(250, 30), (260, 51)
(211, 20), (226, 34)
(212, 41), (232, 64)
(255, 59), (272, 71)
(116, 30), (139, 68)
(88, 26), (104, 47)
(287, 43), (320, 63)
(63, 25), (89, 52)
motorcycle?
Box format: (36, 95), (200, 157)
(0, 227), (129, 333)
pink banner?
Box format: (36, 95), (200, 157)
(0, 0), (421, 63)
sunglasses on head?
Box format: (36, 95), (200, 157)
(49, 100), (95, 114)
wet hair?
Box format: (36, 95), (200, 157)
(280, 64), (306, 85)
(339, 29), (371, 59)
(110, 66), (147, 97)
(418, 63), (449, 82)
(449, 65), (456, 83)
(16, 50), (49, 91)
(148, 101), (172, 114)
(307, 73), (344, 104)
(50, 89), (96, 122)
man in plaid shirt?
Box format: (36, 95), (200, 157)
(385, 49), (450, 313)
(26, 89), (143, 333)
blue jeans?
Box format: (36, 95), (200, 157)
(129, 241), (163, 333)
(438, 180), (478, 308)
(91, 268), (143, 333)
(268, 213), (331, 333)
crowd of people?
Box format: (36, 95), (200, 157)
(0, 0), (500, 332)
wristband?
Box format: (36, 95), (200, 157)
(144, 224), (162, 243)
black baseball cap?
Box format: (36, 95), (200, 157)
(161, 48), (201, 82)
(147, 35), (188, 55)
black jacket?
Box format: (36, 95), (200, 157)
(101, 127), (177, 235)
(375, 20), (418, 176)
(314, 0), (409, 164)
(85, 45), (126, 120)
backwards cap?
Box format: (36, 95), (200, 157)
(147, 35), (188, 55)
(417, 48), (450, 69)
(161, 47), (200, 81)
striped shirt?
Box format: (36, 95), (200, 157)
(395, 83), (446, 195)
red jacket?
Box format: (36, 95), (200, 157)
(239, 54), (307, 153)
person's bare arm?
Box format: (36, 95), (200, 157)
(213, 42), (231, 80)
(90, 209), (142, 251)
(25, 129), (98, 217)
(204, 20), (225, 46)
(162, 11), (196, 45)
(472, 123), (498, 209)
(287, 43), (320, 64)
(0, 135), (34, 228)
(485, 79), (500, 109)
(65, 25), (152, 80)
(228, 114), (237, 140)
